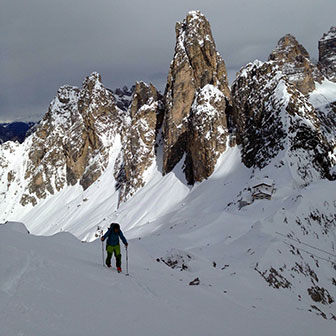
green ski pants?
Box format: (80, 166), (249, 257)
(106, 244), (121, 268)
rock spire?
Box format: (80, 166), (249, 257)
(269, 34), (322, 95)
(163, 11), (231, 184)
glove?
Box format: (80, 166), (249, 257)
(125, 243), (128, 248)
(101, 237), (104, 241)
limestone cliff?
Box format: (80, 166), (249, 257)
(21, 72), (122, 205)
(115, 81), (164, 202)
(163, 11), (231, 184)
(269, 34), (322, 95)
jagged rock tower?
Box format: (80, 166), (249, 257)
(21, 72), (123, 205)
(268, 34), (323, 94)
(318, 26), (336, 83)
(115, 81), (164, 202)
(163, 11), (232, 184)
(231, 35), (334, 183)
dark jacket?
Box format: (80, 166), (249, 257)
(102, 224), (127, 247)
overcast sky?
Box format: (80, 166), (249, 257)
(1, 0), (335, 122)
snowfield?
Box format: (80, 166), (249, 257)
(0, 218), (335, 336)
(1, 145), (336, 335)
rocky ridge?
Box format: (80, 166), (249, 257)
(115, 81), (164, 202)
(0, 12), (335, 207)
(231, 36), (335, 184)
(268, 34), (323, 95)
(318, 26), (336, 83)
(1, 73), (125, 207)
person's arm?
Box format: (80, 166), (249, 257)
(119, 231), (128, 246)
(101, 228), (110, 241)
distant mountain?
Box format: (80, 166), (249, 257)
(0, 11), (336, 323)
(0, 121), (37, 144)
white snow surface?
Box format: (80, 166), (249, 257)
(309, 79), (336, 110)
(1, 145), (336, 335)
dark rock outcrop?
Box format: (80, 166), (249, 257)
(318, 26), (336, 83)
(112, 85), (135, 111)
(0, 122), (36, 144)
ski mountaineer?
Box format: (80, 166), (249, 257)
(101, 223), (128, 272)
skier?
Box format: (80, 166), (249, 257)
(101, 223), (128, 272)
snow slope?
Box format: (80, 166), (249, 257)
(1, 76), (336, 334)
(1, 219), (335, 336)
(1, 145), (336, 335)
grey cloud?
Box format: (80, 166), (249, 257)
(1, 0), (335, 121)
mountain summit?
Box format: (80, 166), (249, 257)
(163, 10), (232, 184)
(268, 34), (322, 94)
(1, 11), (336, 328)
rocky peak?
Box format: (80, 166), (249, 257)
(81, 72), (102, 91)
(115, 81), (164, 202)
(231, 60), (334, 183)
(163, 11), (231, 184)
(129, 82), (163, 120)
(318, 26), (336, 83)
(173, 10), (230, 95)
(269, 34), (322, 94)
(20, 72), (122, 206)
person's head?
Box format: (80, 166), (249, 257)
(111, 223), (120, 232)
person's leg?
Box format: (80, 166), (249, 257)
(106, 246), (113, 267)
(113, 245), (122, 269)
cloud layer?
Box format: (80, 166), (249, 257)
(1, 0), (335, 121)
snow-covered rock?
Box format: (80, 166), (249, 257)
(318, 26), (336, 83)
(0, 72), (123, 208)
(115, 81), (164, 202)
(268, 34), (323, 94)
(232, 54), (335, 184)
(163, 10), (232, 184)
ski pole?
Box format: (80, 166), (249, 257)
(99, 229), (104, 267)
(102, 242), (104, 267)
(125, 246), (129, 276)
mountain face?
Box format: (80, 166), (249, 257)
(1, 11), (336, 324)
(268, 34), (323, 95)
(115, 81), (164, 202)
(3, 73), (125, 206)
(318, 26), (336, 83)
(231, 36), (335, 184)
(1, 13), (335, 209)
(1, 12), (335, 211)
(0, 122), (36, 144)
(163, 10), (232, 184)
